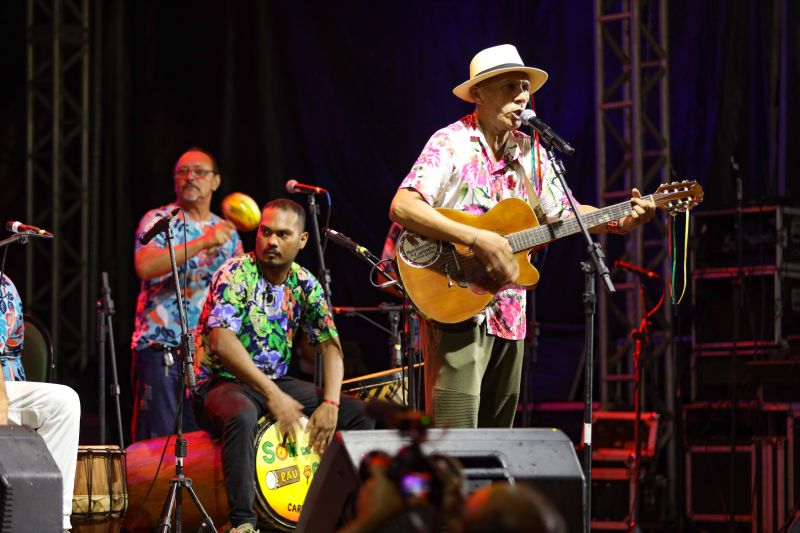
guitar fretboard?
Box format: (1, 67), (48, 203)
(507, 195), (654, 252)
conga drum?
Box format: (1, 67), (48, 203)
(71, 445), (128, 533)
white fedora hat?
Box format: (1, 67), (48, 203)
(452, 44), (548, 103)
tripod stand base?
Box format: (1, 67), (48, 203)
(125, 432), (228, 531)
(125, 428), (313, 532)
(158, 475), (216, 533)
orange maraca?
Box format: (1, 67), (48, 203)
(221, 192), (261, 232)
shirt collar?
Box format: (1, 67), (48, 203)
(465, 112), (525, 171)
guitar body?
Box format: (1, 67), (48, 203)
(394, 180), (703, 325)
(396, 198), (541, 324)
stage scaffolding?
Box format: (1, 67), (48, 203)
(592, 0), (676, 518)
(25, 0), (93, 372)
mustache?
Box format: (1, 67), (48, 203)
(262, 247), (281, 256)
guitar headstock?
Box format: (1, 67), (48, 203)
(653, 180), (704, 216)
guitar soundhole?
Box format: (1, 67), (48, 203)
(397, 231), (442, 268)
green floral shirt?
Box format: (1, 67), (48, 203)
(196, 252), (337, 380)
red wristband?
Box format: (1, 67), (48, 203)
(323, 399), (340, 408)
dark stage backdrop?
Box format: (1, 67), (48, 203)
(0, 0), (798, 444)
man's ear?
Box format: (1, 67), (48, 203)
(471, 86), (482, 103)
(212, 173), (221, 192)
(299, 231), (309, 249)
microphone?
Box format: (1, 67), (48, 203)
(6, 221), (54, 238)
(285, 179), (328, 195)
(324, 227), (371, 256)
(519, 109), (575, 156)
(140, 207), (181, 245)
(614, 260), (662, 280)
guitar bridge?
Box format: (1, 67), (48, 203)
(444, 247), (469, 288)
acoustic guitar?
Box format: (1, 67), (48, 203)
(395, 181), (703, 324)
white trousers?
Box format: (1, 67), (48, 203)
(5, 381), (81, 530)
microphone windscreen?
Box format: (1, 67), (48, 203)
(520, 109), (536, 122)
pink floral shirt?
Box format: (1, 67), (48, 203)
(399, 113), (574, 340)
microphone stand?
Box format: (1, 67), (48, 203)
(0, 233), (32, 249)
(628, 276), (649, 533)
(545, 145), (616, 533)
(156, 221), (215, 533)
(325, 233), (420, 410)
(306, 194), (332, 388)
(521, 282), (541, 427)
(96, 272), (124, 448)
(333, 304), (407, 368)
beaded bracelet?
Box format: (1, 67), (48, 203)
(606, 219), (626, 235)
(323, 399), (340, 409)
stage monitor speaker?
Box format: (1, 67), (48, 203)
(297, 428), (584, 533)
(0, 425), (62, 532)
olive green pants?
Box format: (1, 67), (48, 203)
(421, 319), (524, 428)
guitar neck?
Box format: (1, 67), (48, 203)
(508, 197), (650, 252)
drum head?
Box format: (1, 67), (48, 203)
(72, 445), (128, 518)
(254, 416), (322, 529)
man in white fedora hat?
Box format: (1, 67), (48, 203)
(389, 44), (655, 428)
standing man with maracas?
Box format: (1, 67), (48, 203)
(131, 147), (247, 441)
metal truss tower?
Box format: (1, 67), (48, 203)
(594, 0), (672, 410)
(593, 0), (677, 514)
(26, 0), (91, 373)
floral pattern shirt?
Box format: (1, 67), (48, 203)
(399, 113), (574, 340)
(131, 204), (243, 350)
(0, 275), (26, 381)
(196, 253), (337, 381)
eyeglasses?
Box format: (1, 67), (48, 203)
(175, 167), (216, 179)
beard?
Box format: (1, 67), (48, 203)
(180, 186), (201, 202)
(258, 248), (286, 267)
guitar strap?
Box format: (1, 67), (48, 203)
(519, 141), (546, 224)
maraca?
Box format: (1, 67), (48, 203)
(221, 192), (260, 232)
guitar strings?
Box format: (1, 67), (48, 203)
(440, 189), (692, 278)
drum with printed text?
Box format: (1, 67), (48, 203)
(253, 416), (322, 530)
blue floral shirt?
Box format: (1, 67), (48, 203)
(0, 274), (26, 381)
(131, 204), (243, 350)
(196, 253), (337, 381)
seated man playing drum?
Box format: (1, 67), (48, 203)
(192, 198), (374, 533)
